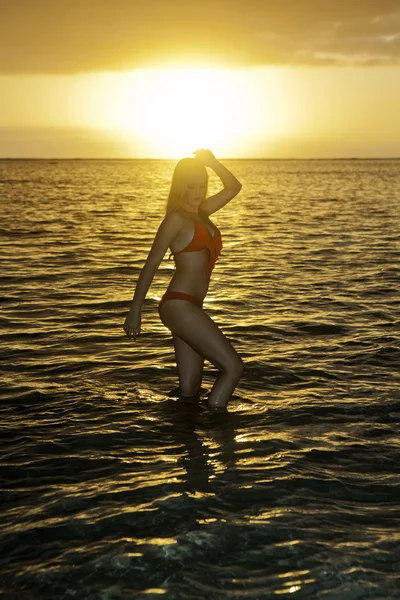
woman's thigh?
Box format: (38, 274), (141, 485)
(159, 300), (241, 372)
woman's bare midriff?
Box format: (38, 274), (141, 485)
(167, 251), (212, 301)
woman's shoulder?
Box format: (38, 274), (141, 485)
(163, 209), (211, 229)
(166, 209), (198, 225)
(160, 210), (187, 233)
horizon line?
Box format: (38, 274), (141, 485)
(1, 157), (400, 161)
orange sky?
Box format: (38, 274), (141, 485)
(1, 0), (399, 158)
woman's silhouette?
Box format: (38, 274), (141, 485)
(123, 149), (243, 410)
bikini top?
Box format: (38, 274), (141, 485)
(172, 215), (223, 274)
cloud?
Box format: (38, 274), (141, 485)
(0, 127), (132, 158)
(1, 0), (400, 73)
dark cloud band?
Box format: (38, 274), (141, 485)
(1, 0), (400, 73)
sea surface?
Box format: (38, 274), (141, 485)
(1, 158), (399, 599)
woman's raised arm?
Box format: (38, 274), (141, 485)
(123, 212), (184, 340)
(194, 149), (242, 216)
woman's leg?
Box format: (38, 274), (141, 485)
(160, 300), (243, 409)
(173, 335), (204, 398)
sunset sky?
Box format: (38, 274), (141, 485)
(1, 0), (399, 158)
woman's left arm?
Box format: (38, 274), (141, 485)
(194, 149), (242, 216)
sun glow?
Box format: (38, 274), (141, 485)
(94, 67), (288, 157)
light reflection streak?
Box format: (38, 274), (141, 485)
(277, 570), (310, 579)
(130, 537), (177, 546)
(274, 585), (302, 595)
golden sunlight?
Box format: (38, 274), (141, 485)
(95, 68), (289, 157)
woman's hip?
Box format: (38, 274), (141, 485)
(158, 290), (203, 313)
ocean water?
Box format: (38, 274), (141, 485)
(0, 158), (399, 599)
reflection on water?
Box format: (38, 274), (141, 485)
(0, 159), (399, 599)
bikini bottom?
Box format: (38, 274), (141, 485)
(158, 291), (203, 312)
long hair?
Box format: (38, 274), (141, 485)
(166, 158), (208, 215)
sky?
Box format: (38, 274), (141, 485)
(1, 0), (400, 158)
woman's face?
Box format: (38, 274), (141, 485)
(183, 172), (207, 211)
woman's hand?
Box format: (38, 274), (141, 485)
(193, 148), (217, 167)
(123, 309), (141, 340)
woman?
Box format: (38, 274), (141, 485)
(123, 149), (243, 411)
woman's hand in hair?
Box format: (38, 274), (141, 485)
(193, 148), (217, 167)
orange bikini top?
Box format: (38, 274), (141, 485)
(173, 217), (223, 273)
